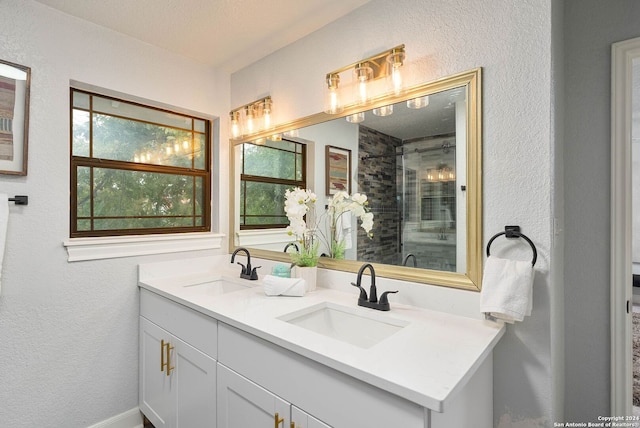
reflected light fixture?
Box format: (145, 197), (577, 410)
(346, 112), (365, 123)
(407, 95), (429, 109)
(229, 96), (273, 139)
(372, 104), (394, 117)
(324, 44), (406, 114)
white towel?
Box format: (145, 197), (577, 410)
(480, 255), (535, 323)
(336, 212), (352, 249)
(0, 194), (8, 297)
(263, 275), (307, 297)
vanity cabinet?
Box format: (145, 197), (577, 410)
(217, 363), (332, 428)
(217, 323), (427, 428)
(138, 287), (495, 428)
(217, 363), (296, 427)
(139, 289), (217, 428)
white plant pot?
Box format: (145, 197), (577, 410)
(293, 265), (317, 292)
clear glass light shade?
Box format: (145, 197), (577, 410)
(230, 111), (242, 140)
(346, 112), (365, 123)
(244, 105), (256, 135)
(262, 98), (273, 131)
(372, 104), (394, 117)
(354, 63), (373, 105)
(407, 95), (430, 109)
(324, 74), (343, 114)
(386, 49), (405, 95)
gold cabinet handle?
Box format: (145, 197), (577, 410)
(274, 412), (284, 428)
(160, 339), (167, 372)
(290, 422), (297, 428)
(160, 339), (175, 376)
(165, 342), (174, 376)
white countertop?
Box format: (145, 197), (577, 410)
(138, 272), (504, 412)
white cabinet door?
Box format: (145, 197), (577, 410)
(291, 406), (331, 428)
(217, 363), (290, 428)
(174, 337), (217, 427)
(140, 317), (174, 428)
(139, 317), (216, 428)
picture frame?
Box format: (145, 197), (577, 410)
(0, 59), (30, 175)
(325, 145), (351, 195)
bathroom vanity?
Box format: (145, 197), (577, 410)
(138, 262), (504, 428)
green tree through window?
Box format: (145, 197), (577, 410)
(239, 140), (305, 229)
(70, 89), (211, 237)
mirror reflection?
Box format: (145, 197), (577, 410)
(231, 69), (482, 290)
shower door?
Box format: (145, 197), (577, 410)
(400, 138), (457, 271)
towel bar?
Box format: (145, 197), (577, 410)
(486, 225), (537, 266)
(8, 195), (28, 205)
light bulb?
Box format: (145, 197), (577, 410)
(325, 74), (342, 114)
(230, 111), (241, 139)
(386, 48), (405, 95)
(245, 105), (255, 134)
(262, 98), (273, 131)
(354, 63), (373, 105)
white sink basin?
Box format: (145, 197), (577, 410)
(278, 302), (408, 348)
(184, 280), (251, 295)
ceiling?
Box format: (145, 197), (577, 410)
(33, 0), (371, 72)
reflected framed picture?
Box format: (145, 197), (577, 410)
(325, 145), (351, 195)
(0, 59), (30, 175)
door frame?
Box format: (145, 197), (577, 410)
(611, 36), (640, 416)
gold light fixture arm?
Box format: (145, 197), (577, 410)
(325, 44), (405, 81)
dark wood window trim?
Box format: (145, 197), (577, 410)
(239, 140), (306, 230)
(70, 89), (211, 238)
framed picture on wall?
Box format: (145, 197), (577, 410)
(325, 145), (351, 195)
(0, 59), (30, 176)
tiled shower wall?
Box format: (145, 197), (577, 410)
(357, 125), (402, 264)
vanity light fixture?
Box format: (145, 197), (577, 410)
(229, 96), (273, 139)
(324, 44), (406, 114)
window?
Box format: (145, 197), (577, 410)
(239, 139), (305, 229)
(70, 89), (211, 237)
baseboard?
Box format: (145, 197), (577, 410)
(87, 408), (143, 428)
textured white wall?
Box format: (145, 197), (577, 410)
(232, 0), (556, 424)
(0, 1), (229, 426)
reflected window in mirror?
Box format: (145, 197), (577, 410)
(239, 139), (306, 230)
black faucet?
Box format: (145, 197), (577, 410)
(402, 253), (417, 267)
(230, 247), (260, 280)
(283, 242), (300, 253)
(350, 263), (398, 311)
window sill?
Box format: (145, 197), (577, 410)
(63, 232), (225, 262)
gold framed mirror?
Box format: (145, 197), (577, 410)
(229, 68), (482, 291)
